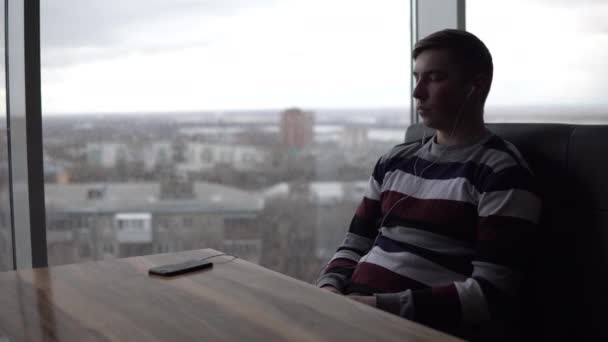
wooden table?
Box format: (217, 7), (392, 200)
(0, 249), (461, 341)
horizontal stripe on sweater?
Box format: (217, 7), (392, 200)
(382, 170), (478, 204)
(355, 197), (381, 221)
(349, 261), (428, 293)
(363, 176), (381, 201)
(353, 190), (538, 243)
(375, 235), (473, 275)
(354, 246), (468, 286)
(478, 189), (541, 223)
(380, 227), (475, 256)
(382, 214), (477, 243)
(483, 135), (532, 171)
(374, 156), (537, 195)
(380, 191), (478, 233)
(380, 133), (530, 175)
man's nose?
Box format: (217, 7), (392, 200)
(412, 81), (427, 100)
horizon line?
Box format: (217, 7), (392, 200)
(40, 103), (608, 117)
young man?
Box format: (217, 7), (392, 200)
(316, 29), (541, 339)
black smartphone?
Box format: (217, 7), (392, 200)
(148, 259), (213, 277)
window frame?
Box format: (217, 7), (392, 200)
(5, 0), (47, 269)
(5, 0), (463, 269)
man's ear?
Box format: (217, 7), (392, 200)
(467, 74), (489, 101)
(472, 74), (490, 94)
(467, 85), (476, 98)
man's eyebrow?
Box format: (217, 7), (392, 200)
(413, 69), (447, 75)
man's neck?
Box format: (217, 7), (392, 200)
(436, 119), (486, 146)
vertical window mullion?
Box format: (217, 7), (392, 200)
(6, 0), (47, 269)
(410, 0), (465, 127)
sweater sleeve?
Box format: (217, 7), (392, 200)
(375, 162), (541, 335)
(316, 158), (386, 292)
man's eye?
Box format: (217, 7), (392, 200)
(429, 74), (445, 81)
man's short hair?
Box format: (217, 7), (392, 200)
(413, 29), (493, 100)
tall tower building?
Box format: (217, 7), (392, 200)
(279, 108), (314, 150)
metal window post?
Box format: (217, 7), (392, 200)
(409, 0), (466, 125)
(6, 0), (47, 269)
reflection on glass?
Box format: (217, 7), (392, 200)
(467, 0), (608, 124)
(41, 0), (410, 283)
(0, 0), (13, 271)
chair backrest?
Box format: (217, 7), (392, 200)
(406, 123), (608, 340)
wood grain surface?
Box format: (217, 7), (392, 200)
(0, 249), (461, 341)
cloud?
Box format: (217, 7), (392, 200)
(524, 0), (608, 8)
(40, 0), (277, 66)
(40, 0), (412, 113)
(467, 0), (608, 107)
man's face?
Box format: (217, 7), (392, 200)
(413, 49), (472, 131)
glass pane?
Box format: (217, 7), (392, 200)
(467, 0), (608, 124)
(0, 0), (13, 272)
(41, 0), (411, 283)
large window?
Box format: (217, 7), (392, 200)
(41, 0), (411, 283)
(467, 0), (608, 124)
(0, 0), (12, 271)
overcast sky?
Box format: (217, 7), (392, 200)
(468, 0), (608, 108)
(36, 0), (608, 114)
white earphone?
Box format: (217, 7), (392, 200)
(466, 84), (476, 99)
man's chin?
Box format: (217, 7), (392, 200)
(420, 117), (438, 130)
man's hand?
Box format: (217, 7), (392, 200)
(320, 285), (341, 294)
(347, 295), (377, 307)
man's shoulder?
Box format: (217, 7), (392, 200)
(370, 139), (428, 183)
(477, 134), (540, 196)
(379, 138), (427, 164)
(477, 134), (532, 173)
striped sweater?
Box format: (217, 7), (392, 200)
(317, 130), (541, 336)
